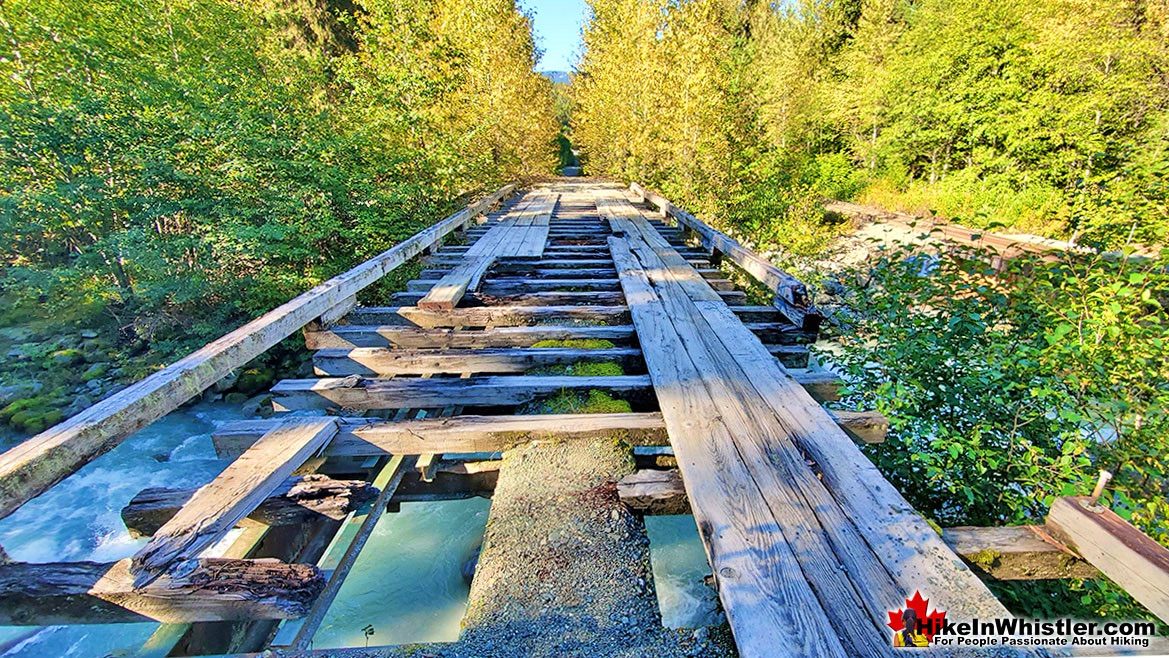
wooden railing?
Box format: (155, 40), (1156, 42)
(0, 184), (514, 521)
(630, 182), (822, 332)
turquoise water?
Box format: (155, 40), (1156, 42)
(310, 498), (492, 650)
(645, 515), (723, 628)
(0, 401), (245, 657)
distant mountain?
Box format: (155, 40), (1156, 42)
(541, 70), (572, 85)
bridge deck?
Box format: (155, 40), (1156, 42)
(5, 180), (1118, 657)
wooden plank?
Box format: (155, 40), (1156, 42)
(606, 227), (895, 657)
(399, 289), (628, 307)
(418, 192), (556, 310)
(941, 525), (1100, 580)
(828, 409), (888, 444)
(131, 419), (339, 586)
(1048, 496), (1169, 622)
(605, 234), (852, 657)
(270, 375), (652, 411)
(121, 475), (377, 537)
(212, 413), (670, 460)
(0, 183), (514, 521)
(0, 558), (323, 625)
(616, 469), (688, 515)
(408, 278), (622, 293)
(312, 346), (643, 376)
(343, 304), (630, 328)
(303, 324), (637, 349)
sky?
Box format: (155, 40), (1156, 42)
(520, 0), (589, 72)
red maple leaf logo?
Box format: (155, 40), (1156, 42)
(887, 591), (947, 642)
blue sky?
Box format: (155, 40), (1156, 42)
(521, 0), (589, 72)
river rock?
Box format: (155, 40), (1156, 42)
(213, 369), (239, 393)
(65, 394), (93, 416)
(79, 329), (99, 339)
(81, 362), (109, 381)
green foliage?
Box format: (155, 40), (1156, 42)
(830, 242), (1168, 617)
(572, 0), (1169, 253)
(0, 0), (558, 435)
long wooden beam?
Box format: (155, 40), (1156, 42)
(1048, 496), (1169, 622)
(312, 346), (644, 376)
(271, 375), (654, 411)
(0, 184), (514, 521)
(211, 412), (670, 460)
(303, 324), (638, 349)
(131, 419), (339, 586)
(0, 558), (323, 625)
(630, 182), (822, 332)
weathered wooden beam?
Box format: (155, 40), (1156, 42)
(419, 193), (555, 310)
(303, 324), (638, 349)
(941, 525), (1099, 580)
(212, 412), (670, 460)
(408, 277), (623, 293)
(343, 304), (630, 328)
(0, 184), (514, 521)
(272, 374), (652, 411)
(312, 346), (643, 377)
(131, 419), (339, 586)
(1048, 496), (1169, 622)
(121, 474), (376, 538)
(828, 409), (887, 444)
(0, 558), (323, 625)
(617, 469), (688, 515)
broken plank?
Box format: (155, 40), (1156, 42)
(131, 419), (339, 586)
(617, 469), (688, 515)
(0, 558), (323, 625)
(121, 474), (377, 538)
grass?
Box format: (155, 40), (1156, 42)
(527, 389), (633, 415)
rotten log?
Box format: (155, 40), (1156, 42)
(121, 475), (377, 538)
(0, 558), (323, 625)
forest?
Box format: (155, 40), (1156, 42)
(1, 0), (1167, 632)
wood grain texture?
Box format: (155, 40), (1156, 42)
(1048, 496), (1169, 622)
(271, 375), (652, 411)
(211, 413), (670, 460)
(941, 525), (1099, 580)
(312, 346), (643, 376)
(121, 474), (376, 537)
(131, 419), (339, 586)
(0, 558), (324, 624)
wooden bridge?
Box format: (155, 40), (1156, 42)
(0, 181), (1165, 657)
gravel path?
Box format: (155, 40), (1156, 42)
(262, 439), (736, 658)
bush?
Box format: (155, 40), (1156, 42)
(830, 241), (1168, 618)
